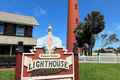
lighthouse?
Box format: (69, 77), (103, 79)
(67, 0), (80, 80)
(67, 0), (80, 51)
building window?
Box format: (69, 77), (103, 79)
(76, 18), (79, 24)
(75, 3), (78, 10)
(0, 23), (4, 34)
(16, 26), (24, 36)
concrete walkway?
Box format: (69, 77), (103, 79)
(0, 68), (15, 71)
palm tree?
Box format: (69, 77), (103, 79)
(74, 22), (86, 47)
(85, 11), (105, 56)
(74, 22), (90, 55)
(74, 11), (105, 56)
(84, 11), (105, 34)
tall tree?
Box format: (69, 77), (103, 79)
(100, 33), (108, 47)
(84, 11), (105, 34)
(74, 11), (105, 56)
(103, 33), (120, 47)
(85, 11), (105, 56)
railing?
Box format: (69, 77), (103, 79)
(79, 55), (120, 63)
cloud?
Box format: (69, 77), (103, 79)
(33, 6), (47, 17)
(39, 8), (47, 15)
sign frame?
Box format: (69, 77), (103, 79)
(21, 52), (75, 80)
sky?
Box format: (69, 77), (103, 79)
(0, 0), (120, 49)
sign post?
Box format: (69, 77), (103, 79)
(16, 42), (24, 80)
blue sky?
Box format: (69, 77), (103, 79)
(0, 0), (120, 49)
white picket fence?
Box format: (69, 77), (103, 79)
(79, 55), (120, 63)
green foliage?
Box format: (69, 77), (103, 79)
(85, 11), (105, 34)
(75, 11), (105, 44)
(0, 55), (15, 67)
(74, 11), (105, 55)
(74, 22), (89, 47)
(103, 33), (120, 47)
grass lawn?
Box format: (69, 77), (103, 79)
(0, 64), (120, 80)
(0, 70), (15, 80)
(80, 63), (120, 80)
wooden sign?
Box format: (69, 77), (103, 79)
(21, 48), (74, 80)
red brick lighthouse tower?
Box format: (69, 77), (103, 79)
(67, 0), (80, 80)
(67, 0), (80, 51)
